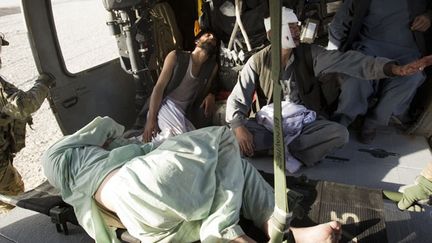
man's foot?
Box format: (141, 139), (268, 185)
(359, 127), (376, 144)
(291, 221), (342, 243)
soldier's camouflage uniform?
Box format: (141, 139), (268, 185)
(0, 75), (49, 208)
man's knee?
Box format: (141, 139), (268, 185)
(327, 123), (349, 147)
(338, 77), (373, 113)
(407, 72), (426, 87)
(389, 72), (425, 90)
(340, 76), (371, 93)
(289, 121), (349, 166)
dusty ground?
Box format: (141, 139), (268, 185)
(0, 0), (117, 191)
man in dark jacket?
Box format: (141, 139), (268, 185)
(0, 33), (54, 213)
(328, 0), (431, 143)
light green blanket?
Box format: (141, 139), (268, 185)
(43, 116), (274, 242)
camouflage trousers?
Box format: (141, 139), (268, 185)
(0, 159), (25, 212)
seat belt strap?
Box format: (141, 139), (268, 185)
(268, 2), (290, 243)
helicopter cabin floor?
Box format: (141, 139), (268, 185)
(1, 126), (432, 242)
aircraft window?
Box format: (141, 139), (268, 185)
(51, 0), (118, 74)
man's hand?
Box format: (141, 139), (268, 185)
(411, 14), (431, 32)
(142, 119), (159, 143)
(200, 93), (216, 118)
(391, 55), (432, 76)
(234, 126), (255, 157)
(398, 176), (432, 211)
(102, 138), (114, 149)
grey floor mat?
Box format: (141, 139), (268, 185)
(310, 181), (387, 243)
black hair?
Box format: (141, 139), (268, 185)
(194, 29), (219, 44)
(194, 29), (220, 59)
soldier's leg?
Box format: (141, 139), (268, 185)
(0, 161), (25, 213)
(288, 120), (349, 166)
(332, 75), (374, 127)
(365, 73), (425, 128)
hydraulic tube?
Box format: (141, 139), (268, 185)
(119, 10), (140, 79)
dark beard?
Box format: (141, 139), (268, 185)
(199, 41), (217, 57)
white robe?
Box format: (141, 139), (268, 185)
(256, 102), (316, 173)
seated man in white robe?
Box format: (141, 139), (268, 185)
(42, 116), (341, 242)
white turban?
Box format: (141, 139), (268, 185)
(263, 7), (299, 32)
(263, 7), (299, 49)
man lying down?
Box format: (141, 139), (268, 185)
(42, 116), (341, 243)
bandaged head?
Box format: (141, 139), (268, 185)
(263, 7), (299, 49)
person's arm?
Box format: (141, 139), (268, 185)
(1, 75), (50, 119)
(411, 11), (432, 32)
(42, 116), (151, 193)
(327, 0), (354, 50)
(142, 50), (177, 142)
(226, 58), (259, 128)
(200, 65), (219, 117)
(45, 116), (125, 154)
(226, 57), (259, 156)
(385, 54), (432, 76)
(311, 45), (432, 80)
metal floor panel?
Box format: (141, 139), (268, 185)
(312, 181), (387, 243)
(250, 126), (432, 242)
(250, 126), (432, 192)
(384, 201), (432, 243)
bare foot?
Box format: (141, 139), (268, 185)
(230, 234), (257, 243)
(291, 221), (342, 243)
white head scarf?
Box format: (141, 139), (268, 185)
(263, 7), (299, 49)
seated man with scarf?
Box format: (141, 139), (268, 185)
(226, 7), (432, 172)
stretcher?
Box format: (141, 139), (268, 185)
(0, 171), (403, 242)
